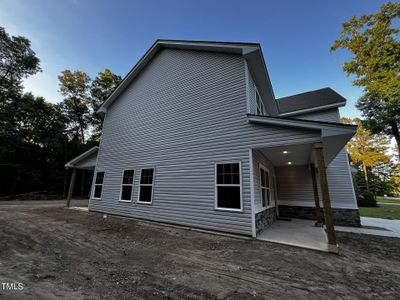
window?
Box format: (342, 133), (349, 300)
(138, 168), (154, 203)
(215, 162), (242, 211)
(120, 170), (135, 202)
(259, 165), (270, 207)
(256, 90), (266, 116)
(93, 171), (104, 199)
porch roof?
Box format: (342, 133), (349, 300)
(247, 114), (356, 165)
(64, 147), (98, 170)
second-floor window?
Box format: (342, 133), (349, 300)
(256, 90), (266, 116)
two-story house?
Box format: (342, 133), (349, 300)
(65, 40), (359, 251)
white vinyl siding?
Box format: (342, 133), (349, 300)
(279, 108), (357, 209)
(90, 49), (321, 235)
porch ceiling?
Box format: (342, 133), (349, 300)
(260, 143), (313, 166)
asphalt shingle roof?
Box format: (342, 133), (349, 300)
(276, 88), (346, 114)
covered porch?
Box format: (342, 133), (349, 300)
(64, 147), (98, 207)
(248, 116), (357, 253)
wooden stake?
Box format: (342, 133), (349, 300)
(310, 163), (323, 227)
(66, 168), (77, 208)
(315, 143), (337, 252)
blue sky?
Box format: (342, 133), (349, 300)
(0, 0), (389, 118)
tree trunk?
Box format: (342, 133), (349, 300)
(79, 122), (85, 144)
(390, 121), (400, 160)
(362, 163), (370, 192)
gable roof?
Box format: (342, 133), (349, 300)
(65, 146), (98, 169)
(276, 88), (346, 116)
(98, 39), (279, 115)
(98, 39), (347, 118)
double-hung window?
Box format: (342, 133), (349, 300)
(120, 170), (134, 202)
(93, 171), (105, 199)
(215, 162), (242, 211)
(256, 90), (266, 116)
(259, 165), (270, 207)
(138, 168), (154, 203)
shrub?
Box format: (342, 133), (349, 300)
(357, 191), (377, 207)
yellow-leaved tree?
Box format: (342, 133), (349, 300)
(342, 117), (390, 191)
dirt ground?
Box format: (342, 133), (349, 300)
(0, 203), (399, 299)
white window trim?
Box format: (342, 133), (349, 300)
(255, 88), (266, 116)
(119, 169), (135, 202)
(92, 171), (105, 200)
(259, 164), (274, 209)
(137, 168), (155, 205)
(214, 161), (243, 212)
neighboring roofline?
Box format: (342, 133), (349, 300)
(247, 114), (357, 132)
(64, 146), (99, 168)
(276, 87), (347, 116)
(98, 39), (278, 114)
(278, 101), (346, 117)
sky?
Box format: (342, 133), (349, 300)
(0, 0), (390, 118)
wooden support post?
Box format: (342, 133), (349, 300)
(314, 143), (338, 253)
(80, 169), (85, 198)
(66, 168), (77, 208)
(310, 163), (323, 227)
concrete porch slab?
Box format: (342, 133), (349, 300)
(257, 218), (329, 252)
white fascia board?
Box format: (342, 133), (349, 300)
(247, 115), (356, 137)
(64, 146), (99, 168)
(278, 101), (346, 117)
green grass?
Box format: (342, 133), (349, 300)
(359, 203), (400, 220)
(376, 196), (400, 204)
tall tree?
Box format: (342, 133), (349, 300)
(0, 26), (41, 141)
(59, 70), (91, 144)
(342, 117), (390, 191)
(90, 68), (122, 139)
(331, 2), (400, 159)
(0, 27), (41, 97)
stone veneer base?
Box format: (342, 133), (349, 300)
(255, 207), (276, 235)
(278, 205), (361, 227)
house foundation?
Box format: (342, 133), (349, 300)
(255, 207), (276, 234)
(278, 205), (361, 227)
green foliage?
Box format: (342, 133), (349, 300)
(357, 191), (377, 207)
(0, 27), (41, 97)
(0, 26), (112, 197)
(359, 204), (400, 220)
(332, 2), (400, 157)
(342, 117), (390, 168)
(59, 70), (91, 144)
(90, 69), (122, 138)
